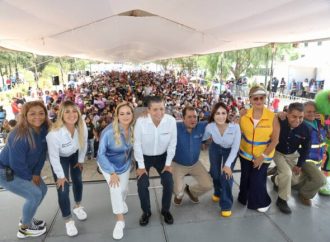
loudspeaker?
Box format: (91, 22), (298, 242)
(52, 76), (60, 86)
(85, 71), (90, 76)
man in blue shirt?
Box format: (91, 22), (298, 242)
(172, 106), (212, 205)
(272, 102), (311, 214)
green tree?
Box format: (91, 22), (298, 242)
(173, 56), (198, 75)
(155, 59), (171, 71)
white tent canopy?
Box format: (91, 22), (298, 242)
(1, 0), (330, 62)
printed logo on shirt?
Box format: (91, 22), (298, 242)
(62, 142), (72, 148)
(193, 134), (203, 139)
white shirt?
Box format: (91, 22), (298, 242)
(46, 124), (88, 178)
(203, 122), (241, 167)
(134, 114), (177, 169)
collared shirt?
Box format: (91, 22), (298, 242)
(134, 114), (177, 169)
(0, 125), (48, 181)
(173, 121), (207, 166)
(97, 123), (132, 174)
(203, 122), (241, 167)
(276, 118), (311, 167)
(46, 123), (88, 178)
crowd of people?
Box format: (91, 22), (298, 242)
(0, 70), (329, 240)
(267, 77), (322, 99)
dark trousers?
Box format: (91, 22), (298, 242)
(209, 142), (235, 210)
(52, 151), (83, 219)
(137, 153), (173, 214)
(238, 156), (271, 210)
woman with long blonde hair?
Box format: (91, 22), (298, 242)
(97, 102), (134, 240)
(46, 100), (88, 237)
(0, 101), (50, 239)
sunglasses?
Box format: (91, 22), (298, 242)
(252, 96), (265, 101)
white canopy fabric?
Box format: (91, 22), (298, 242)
(0, 0), (330, 62)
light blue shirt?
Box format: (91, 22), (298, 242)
(97, 124), (132, 174)
(203, 122), (241, 167)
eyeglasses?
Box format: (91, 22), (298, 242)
(252, 96), (265, 101)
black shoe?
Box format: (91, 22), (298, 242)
(271, 175), (278, 191)
(184, 184), (199, 203)
(139, 212), (151, 226)
(276, 197), (292, 214)
(161, 211), (174, 225)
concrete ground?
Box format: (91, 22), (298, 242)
(1, 150), (330, 242)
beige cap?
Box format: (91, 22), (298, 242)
(249, 87), (266, 97)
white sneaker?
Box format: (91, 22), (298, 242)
(257, 205), (270, 213)
(65, 220), (78, 237)
(123, 202), (128, 214)
(113, 221), (125, 240)
(73, 206), (87, 220)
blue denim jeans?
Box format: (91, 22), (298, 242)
(86, 138), (94, 157)
(0, 168), (47, 225)
(209, 142), (235, 211)
(52, 152), (82, 219)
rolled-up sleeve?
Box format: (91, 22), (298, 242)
(97, 129), (115, 174)
(202, 124), (211, 141)
(46, 132), (65, 179)
(78, 122), (88, 163)
(165, 118), (177, 166)
(225, 124), (241, 167)
(134, 118), (145, 169)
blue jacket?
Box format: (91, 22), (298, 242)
(97, 123), (132, 174)
(305, 120), (326, 166)
(0, 125), (48, 180)
(173, 121), (207, 166)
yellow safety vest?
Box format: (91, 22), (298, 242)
(239, 107), (275, 162)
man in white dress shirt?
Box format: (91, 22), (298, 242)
(134, 96), (177, 226)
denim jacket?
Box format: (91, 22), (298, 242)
(97, 123), (132, 174)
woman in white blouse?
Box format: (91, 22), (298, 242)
(203, 102), (241, 217)
(46, 100), (88, 237)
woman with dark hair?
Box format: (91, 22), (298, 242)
(46, 100), (88, 237)
(238, 86), (279, 213)
(203, 102), (241, 217)
(0, 101), (50, 238)
(97, 102), (134, 240)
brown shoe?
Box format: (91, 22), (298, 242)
(299, 194), (311, 206)
(184, 185), (199, 204)
(173, 196), (183, 206)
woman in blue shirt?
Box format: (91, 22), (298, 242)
(97, 102), (134, 240)
(203, 102), (241, 217)
(0, 101), (50, 239)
